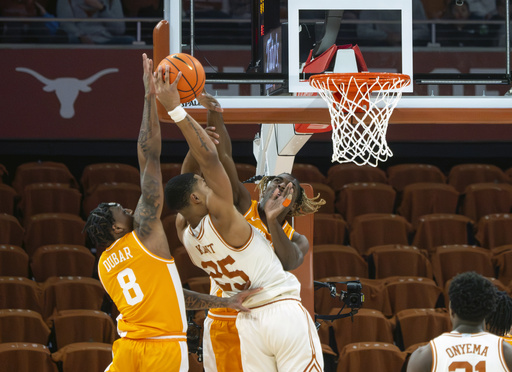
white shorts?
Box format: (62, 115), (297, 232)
(236, 299), (324, 372)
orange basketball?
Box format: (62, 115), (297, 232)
(157, 53), (206, 103)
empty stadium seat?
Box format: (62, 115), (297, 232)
(337, 342), (406, 372)
(292, 163), (327, 184)
(51, 342), (112, 372)
(412, 213), (475, 253)
(313, 213), (347, 246)
(235, 163), (257, 182)
(384, 276), (443, 315)
(0, 213), (24, 246)
(0, 163), (8, 184)
(386, 163), (446, 192)
(447, 163), (509, 193)
(350, 214), (412, 256)
(0, 183), (17, 215)
(394, 308), (451, 350)
(460, 182), (512, 222)
(430, 245), (495, 287)
(396, 183), (459, 227)
(317, 308), (394, 355)
(47, 309), (116, 350)
(30, 244), (95, 282)
(492, 244), (512, 285)
(335, 182), (396, 224)
(0, 276), (42, 312)
(41, 276), (105, 319)
(475, 213), (512, 249)
(160, 162), (183, 183)
(0, 244), (29, 277)
(327, 164), (388, 193)
(186, 276), (211, 294)
(0, 342), (58, 372)
(162, 214), (182, 255)
(0, 309), (50, 344)
(82, 182), (141, 217)
(12, 161), (78, 195)
(366, 245), (433, 279)
(18, 183), (82, 222)
(80, 163), (140, 194)
(313, 244), (368, 279)
(23, 213), (86, 257)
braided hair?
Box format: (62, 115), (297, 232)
(83, 202), (116, 249)
(486, 290), (512, 336)
(449, 271), (498, 323)
(256, 175), (326, 217)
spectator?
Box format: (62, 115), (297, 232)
(490, 0), (511, 46)
(465, 0), (497, 18)
(56, 0), (134, 44)
(436, 0), (490, 46)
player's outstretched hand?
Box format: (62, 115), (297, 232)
(197, 90), (223, 113)
(142, 53), (156, 98)
(204, 126), (220, 145)
(225, 283), (263, 312)
(155, 67), (182, 112)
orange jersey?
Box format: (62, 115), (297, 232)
(243, 200), (295, 242)
(98, 231), (187, 340)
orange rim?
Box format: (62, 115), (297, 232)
(309, 72), (411, 93)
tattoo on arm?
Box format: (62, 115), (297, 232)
(138, 100), (153, 154)
(183, 289), (228, 310)
(135, 175), (161, 238)
(186, 116), (210, 152)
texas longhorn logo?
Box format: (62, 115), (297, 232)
(16, 67), (119, 119)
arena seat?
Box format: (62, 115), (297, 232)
(492, 244), (512, 285)
(47, 309), (116, 350)
(386, 163), (446, 192)
(292, 163), (327, 184)
(0, 244), (29, 277)
(327, 164), (388, 193)
(18, 183), (82, 222)
(0, 213), (24, 246)
(460, 182), (512, 222)
(313, 213), (347, 246)
(430, 245), (495, 287)
(396, 183), (459, 227)
(23, 213), (86, 257)
(30, 245), (95, 282)
(335, 182), (396, 224)
(313, 244), (368, 279)
(475, 213), (512, 249)
(337, 342), (406, 372)
(0, 309), (50, 344)
(82, 182), (141, 217)
(394, 308), (451, 350)
(310, 182), (336, 214)
(12, 161), (78, 195)
(366, 245), (433, 280)
(0, 342), (58, 372)
(0, 276), (42, 313)
(0, 183), (17, 215)
(383, 276), (443, 315)
(412, 213), (475, 253)
(80, 163), (140, 194)
(51, 342), (112, 372)
(447, 163), (509, 193)
(41, 276), (105, 319)
(235, 163), (257, 182)
(161, 214), (182, 255)
(349, 214), (412, 256)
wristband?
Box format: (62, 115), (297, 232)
(168, 106), (187, 122)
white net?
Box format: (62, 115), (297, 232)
(310, 73), (410, 167)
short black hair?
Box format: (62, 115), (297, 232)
(165, 173), (198, 211)
(486, 290), (512, 336)
(83, 202), (116, 249)
(449, 271), (497, 323)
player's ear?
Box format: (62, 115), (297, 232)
(190, 192), (201, 204)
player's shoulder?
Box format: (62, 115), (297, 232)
(407, 343), (433, 372)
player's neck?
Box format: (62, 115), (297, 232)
(453, 323), (486, 334)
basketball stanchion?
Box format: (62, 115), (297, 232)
(309, 72), (411, 167)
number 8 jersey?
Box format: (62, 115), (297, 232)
(430, 331), (510, 372)
(98, 231), (188, 340)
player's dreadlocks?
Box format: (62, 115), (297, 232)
(257, 175), (326, 217)
(83, 202), (116, 249)
(486, 290), (512, 336)
(449, 271), (498, 322)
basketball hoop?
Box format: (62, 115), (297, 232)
(309, 72), (410, 167)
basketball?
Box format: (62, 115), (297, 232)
(157, 53), (206, 103)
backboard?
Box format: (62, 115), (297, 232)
(159, 0), (512, 124)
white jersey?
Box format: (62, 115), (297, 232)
(182, 214), (301, 308)
(431, 331), (510, 372)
